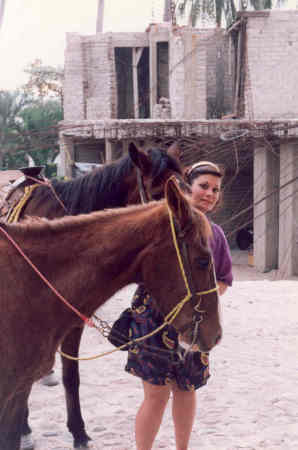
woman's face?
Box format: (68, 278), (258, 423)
(190, 173), (222, 213)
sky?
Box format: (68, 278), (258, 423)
(0, 0), (164, 90)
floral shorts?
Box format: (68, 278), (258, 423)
(125, 286), (210, 391)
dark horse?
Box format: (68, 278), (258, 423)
(13, 142), (184, 447)
(0, 178), (222, 450)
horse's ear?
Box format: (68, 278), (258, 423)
(165, 177), (192, 230)
(167, 142), (181, 160)
(128, 142), (152, 175)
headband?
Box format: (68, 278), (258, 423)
(186, 161), (222, 180)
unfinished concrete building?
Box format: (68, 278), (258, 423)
(59, 10), (298, 277)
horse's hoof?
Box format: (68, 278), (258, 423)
(74, 435), (91, 448)
(20, 433), (34, 450)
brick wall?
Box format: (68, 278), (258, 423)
(204, 30), (235, 119)
(169, 28), (185, 119)
(64, 26), (235, 122)
(64, 33), (85, 121)
(169, 28), (234, 120)
(245, 11), (298, 119)
(84, 34), (114, 119)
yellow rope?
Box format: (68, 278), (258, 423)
(7, 184), (39, 224)
(59, 202), (219, 361)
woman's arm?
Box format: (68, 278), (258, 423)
(218, 281), (228, 296)
(210, 223), (233, 288)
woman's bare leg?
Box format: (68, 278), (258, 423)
(135, 381), (171, 450)
(171, 383), (196, 450)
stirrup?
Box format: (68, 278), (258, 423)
(20, 433), (34, 450)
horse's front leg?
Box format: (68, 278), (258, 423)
(61, 326), (91, 448)
(21, 404), (32, 436)
(0, 389), (29, 450)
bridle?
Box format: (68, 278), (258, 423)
(136, 169), (150, 203)
(136, 168), (188, 204)
(163, 200), (219, 335)
(136, 170), (219, 335)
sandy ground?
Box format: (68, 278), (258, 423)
(26, 251), (298, 450)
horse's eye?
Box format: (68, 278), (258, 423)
(195, 256), (210, 269)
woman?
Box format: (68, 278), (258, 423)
(125, 161), (233, 450)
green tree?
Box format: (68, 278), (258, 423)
(3, 99), (62, 177)
(0, 89), (34, 167)
(23, 59), (64, 108)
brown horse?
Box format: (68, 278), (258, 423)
(0, 178), (221, 450)
(8, 141), (184, 447)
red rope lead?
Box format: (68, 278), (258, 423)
(0, 225), (95, 328)
(26, 175), (68, 213)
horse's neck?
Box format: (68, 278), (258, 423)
(21, 205), (161, 317)
(79, 161), (137, 210)
(87, 209), (156, 295)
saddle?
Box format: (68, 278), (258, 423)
(0, 167), (44, 223)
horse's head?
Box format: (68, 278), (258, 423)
(127, 142), (184, 204)
(142, 177), (222, 353)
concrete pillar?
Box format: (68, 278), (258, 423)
(132, 48), (143, 119)
(122, 140), (129, 155)
(279, 142), (298, 277)
(149, 39), (157, 117)
(253, 144), (279, 272)
(105, 139), (118, 163)
(59, 134), (75, 179)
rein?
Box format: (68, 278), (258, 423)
(25, 175), (69, 213)
(0, 224), (95, 328)
(59, 202), (219, 361)
(0, 196), (218, 361)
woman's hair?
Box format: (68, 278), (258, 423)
(185, 161), (223, 185)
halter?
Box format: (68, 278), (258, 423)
(163, 202), (219, 330)
(136, 168), (150, 203)
(0, 185), (219, 362)
(137, 168), (188, 204)
(59, 198), (219, 360)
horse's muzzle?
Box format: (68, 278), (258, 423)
(179, 325), (222, 353)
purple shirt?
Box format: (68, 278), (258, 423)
(209, 222), (233, 286)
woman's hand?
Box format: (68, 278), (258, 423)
(218, 281), (228, 296)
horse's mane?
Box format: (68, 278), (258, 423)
(7, 198), (211, 248)
(44, 155), (133, 214)
(7, 201), (161, 238)
(34, 148), (182, 215)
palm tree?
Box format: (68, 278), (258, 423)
(174, 0), (279, 28)
(96, 0), (105, 33)
(249, 0), (272, 9)
(176, 0), (217, 26)
(163, 0), (172, 22)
